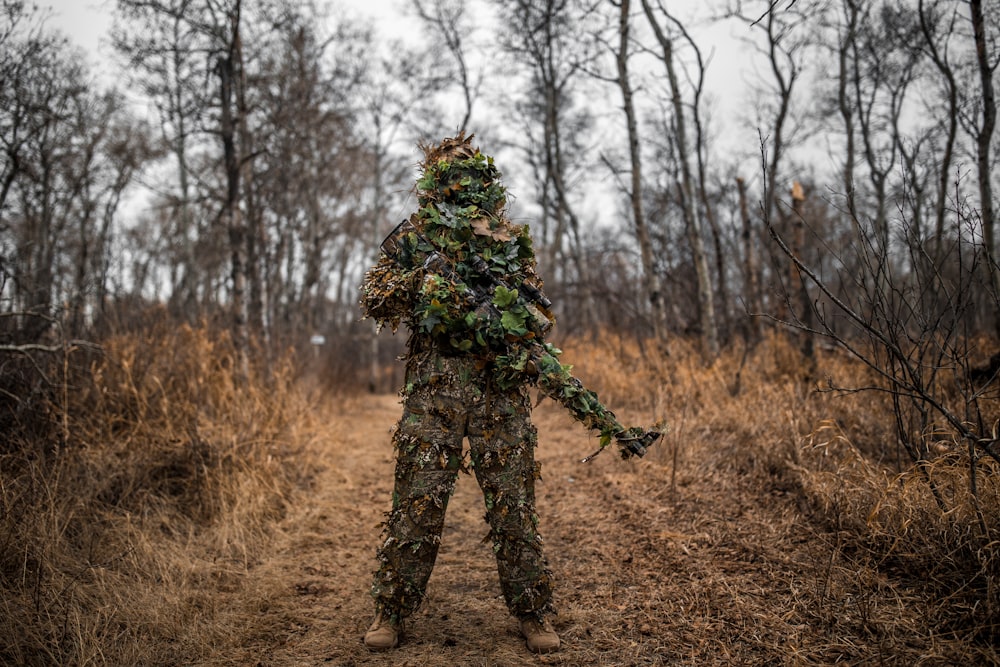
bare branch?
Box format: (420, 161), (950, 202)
(0, 341), (102, 354)
(750, 0), (798, 28)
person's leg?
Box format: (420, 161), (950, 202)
(368, 384), (466, 643)
(467, 386), (557, 640)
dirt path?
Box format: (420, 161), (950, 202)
(234, 393), (825, 667)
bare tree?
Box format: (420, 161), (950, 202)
(1, 2), (151, 340)
(610, 0), (668, 344)
(756, 5), (805, 230)
(355, 32), (451, 390)
(834, 0), (860, 215)
(114, 0), (227, 319)
(90, 104), (158, 332)
(212, 0), (249, 377)
(0, 0), (47, 217)
(641, 0), (719, 359)
(727, 0), (819, 335)
(968, 0), (999, 334)
(411, 0), (482, 133)
(918, 0), (960, 257)
(736, 176), (763, 342)
(495, 0), (600, 333)
(767, 187), (1000, 526)
(66, 90), (156, 335)
(252, 7), (373, 351)
(853, 3), (923, 249)
(3, 31), (89, 338)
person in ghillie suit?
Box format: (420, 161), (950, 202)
(359, 133), (662, 654)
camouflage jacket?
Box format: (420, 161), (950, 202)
(360, 136), (550, 384)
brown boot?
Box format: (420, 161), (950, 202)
(519, 616), (560, 654)
(363, 612), (400, 650)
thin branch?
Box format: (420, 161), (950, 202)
(751, 0), (799, 29)
(0, 341), (102, 354)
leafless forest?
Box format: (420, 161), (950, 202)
(2, 0), (1000, 664)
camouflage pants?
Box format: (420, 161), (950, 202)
(371, 350), (554, 623)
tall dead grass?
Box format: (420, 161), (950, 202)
(796, 421), (1000, 647)
(3, 321), (996, 663)
(0, 315), (318, 665)
(562, 329), (999, 655)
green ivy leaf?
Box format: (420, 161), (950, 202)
(418, 313), (441, 333)
(492, 285), (518, 308)
(500, 309), (527, 334)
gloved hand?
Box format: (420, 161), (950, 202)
(614, 426), (664, 459)
(580, 422), (665, 463)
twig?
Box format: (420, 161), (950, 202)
(0, 341), (102, 354)
(751, 0), (798, 28)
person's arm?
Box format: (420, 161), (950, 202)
(359, 254), (424, 332)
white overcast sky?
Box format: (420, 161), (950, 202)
(41, 0), (412, 79)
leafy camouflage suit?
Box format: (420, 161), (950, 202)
(361, 134), (656, 627)
(366, 347), (551, 623)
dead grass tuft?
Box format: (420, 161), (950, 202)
(796, 421), (1000, 649)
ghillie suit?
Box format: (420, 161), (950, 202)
(360, 134), (661, 629)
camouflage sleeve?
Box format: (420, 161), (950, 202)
(359, 254), (424, 332)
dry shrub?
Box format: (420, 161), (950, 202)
(82, 320), (309, 529)
(0, 315), (317, 665)
(6, 319), (995, 663)
(556, 330), (669, 412)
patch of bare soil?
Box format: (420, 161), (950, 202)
(215, 393), (965, 666)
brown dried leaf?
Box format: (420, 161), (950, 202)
(471, 217), (511, 242)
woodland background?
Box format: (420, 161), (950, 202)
(2, 0), (1000, 664)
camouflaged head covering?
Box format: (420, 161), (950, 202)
(419, 132), (480, 173)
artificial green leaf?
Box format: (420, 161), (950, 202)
(493, 285), (518, 308)
(500, 309), (527, 334)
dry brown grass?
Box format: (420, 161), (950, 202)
(795, 421), (1000, 653)
(557, 330), (999, 664)
(2, 324), (998, 665)
(0, 317), (319, 665)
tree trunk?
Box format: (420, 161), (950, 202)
(234, 29), (265, 349)
(790, 181), (814, 364)
(170, 12), (198, 320)
(737, 177), (762, 343)
(614, 0), (668, 346)
(641, 0), (718, 360)
(970, 0), (999, 334)
(218, 5), (248, 381)
(837, 0), (858, 218)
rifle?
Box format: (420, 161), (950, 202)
(379, 218), (663, 461)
